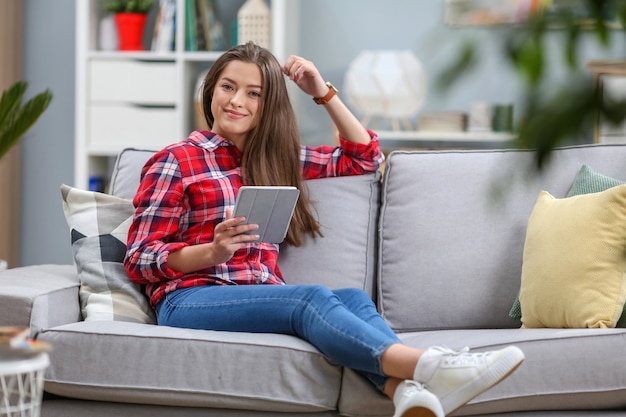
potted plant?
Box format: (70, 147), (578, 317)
(103, 0), (154, 51)
(0, 81), (53, 269)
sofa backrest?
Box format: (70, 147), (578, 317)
(110, 148), (155, 199)
(378, 144), (626, 332)
(109, 148), (382, 298)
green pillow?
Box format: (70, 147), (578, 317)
(509, 164), (626, 327)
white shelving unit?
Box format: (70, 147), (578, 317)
(74, 0), (298, 190)
(376, 130), (516, 149)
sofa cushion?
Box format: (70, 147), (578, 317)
(378, 145), (626, 331)
(519, 186), (626, 328)
(567, 163), (625, 196)
(0, 265), (80, 336)
(110, 148), (382, 297)
(61, 185), (155, 324)
(510, 164), (626, 327)
(39, 321), (342, 412)
(278, 173), (381, 296)
(338, 328), (626, 416)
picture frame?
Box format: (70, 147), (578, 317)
(444, 0), (623, 29)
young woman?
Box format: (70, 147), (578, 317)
(124, 42), (524, 417)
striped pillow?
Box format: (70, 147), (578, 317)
(61, 184), (155, 324)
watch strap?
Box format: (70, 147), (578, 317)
(313, 82), (338, 105)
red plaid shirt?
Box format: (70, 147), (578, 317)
(125, 130), (383, 307)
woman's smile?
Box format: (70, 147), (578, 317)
(210, 61), (262, 149)
(225, 108), (247, 119)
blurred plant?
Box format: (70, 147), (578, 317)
(103, 0), (154, 14)
(0, 81), (53, 161)
(439, 0), (626, 169)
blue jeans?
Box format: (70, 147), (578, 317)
(156, 284), (402, 392)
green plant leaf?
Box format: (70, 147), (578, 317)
(565, 17), (580, 70)
(436, 41), (477, 92)
(0, 81), (27, 130)
(103, 0), (153, 13)
(0, 82), (53, 160)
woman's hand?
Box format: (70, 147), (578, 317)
(282, 55), (328, 98)
(166, 209), (259, 273)
(282, 55), (371, 146)
(210, 209), (260, 265)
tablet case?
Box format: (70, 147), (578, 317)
(234, 186), (300, 243)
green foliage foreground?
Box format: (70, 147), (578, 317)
(0, 81), (53, 161)
(440, 0), (626, 169)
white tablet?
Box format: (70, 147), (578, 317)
(233, 186), (300, 244)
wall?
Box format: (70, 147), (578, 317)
(21, 0), (76, 265)
(19, 0), (626, 266)
(295, 0), (626, 145)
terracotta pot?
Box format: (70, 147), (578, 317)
(114, 13), (147, 51)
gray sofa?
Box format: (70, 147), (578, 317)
(2, 144), (626, 417)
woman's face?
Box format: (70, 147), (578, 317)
(210, 60), (263, 149)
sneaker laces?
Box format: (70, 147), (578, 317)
(403, 380), (426, 393)
(395, 380), (427, 405)
(431, 346), (491, 366)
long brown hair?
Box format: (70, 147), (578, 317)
(202, 42), (321, 246)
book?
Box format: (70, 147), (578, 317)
(185, 0), (196, 51)
(197, 0), (212, 50)
(151, 0), (176, 52)
(194, 0), (207, 51)
(194, 0), (225, 51)
(234, 186), (300, 244)
(0, 326), (29, 347)
(0, 326), (52, 355)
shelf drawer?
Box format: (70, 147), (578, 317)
(89, 59), (176, 104)
(89, 104), (178, 149)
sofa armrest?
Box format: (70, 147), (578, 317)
(0, 264), (81, 337)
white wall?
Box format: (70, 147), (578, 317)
(19, 0), (626, 265)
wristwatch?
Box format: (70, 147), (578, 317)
(313, 82), (338, 105)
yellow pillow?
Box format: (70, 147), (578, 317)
(520, 185), (626, 328)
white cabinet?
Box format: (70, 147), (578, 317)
(75, 0), (299, 190)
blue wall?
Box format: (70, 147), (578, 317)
(19, 0), (626, 265)
(21, 0), (76, 266)
(295, 0), (626, 145)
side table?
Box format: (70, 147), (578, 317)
(0, 353), (49, 417)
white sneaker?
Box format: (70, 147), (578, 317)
(392, 380), (444, 417)
(414, 346), (525, 415)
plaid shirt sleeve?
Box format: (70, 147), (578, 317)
(124, 149), (188, 284)
(300, 129), (384, 180)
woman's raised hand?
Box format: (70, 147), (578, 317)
(282, 55), (328, 99)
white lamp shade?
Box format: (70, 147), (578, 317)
(344, 50), (427, 119)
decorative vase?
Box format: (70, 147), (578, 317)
(114, 13), (147, 51)
(237, 0), (271, 48)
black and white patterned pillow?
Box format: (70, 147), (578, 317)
(61, 184), (156, 324)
